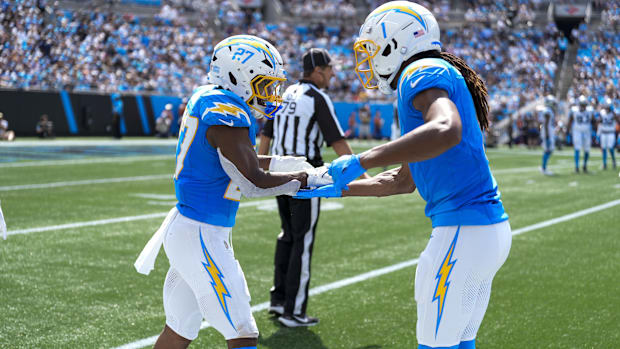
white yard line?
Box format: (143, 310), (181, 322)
(4, 200), (273, 237)
(485, 148), (602, 158)
(0, 155), (173, 168)
(2, 161), (587, 192)
(112, 198), (620, 349)
(7, 212), (170, 236)
(0, 174), (170, 191)
(491, 163), (577, 174)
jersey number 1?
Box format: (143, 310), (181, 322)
(174, 114), (198, 179)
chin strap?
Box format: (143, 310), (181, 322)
(217, 148), (300, 198)
(264, 102), (282, 119)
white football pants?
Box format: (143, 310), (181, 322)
(162, 210), (258, 340)
(415, 221), (512, 348)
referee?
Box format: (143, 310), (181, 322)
(258, 48), (364, 327)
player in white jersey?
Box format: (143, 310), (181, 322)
(597, 97), (619, 169)
(538, 95), (556, 175)
(568, 95), (595, 173)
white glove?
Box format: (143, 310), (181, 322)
(306, 165), (333, 188)
(269, 155), (313, 172)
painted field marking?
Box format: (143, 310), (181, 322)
(0, 174), (170, 191)
(4, 199), (274, 237)
(113, 198), (620, 349)
(0, 155), (174, 168)
(1, 161), (583, 192)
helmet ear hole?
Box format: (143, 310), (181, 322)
(229, 72), (237, 86)
(381, 44), (391, 57)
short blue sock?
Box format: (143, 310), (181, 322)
(459, 339), (476, 349)
(602, 149), (608, 167)
(574, 150), (580, 168)
(584, 151), (589, 168)
(611, 149), (616, 163)
(542, 151), (551, 170)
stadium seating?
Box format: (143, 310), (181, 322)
(0, 0), (614, 123)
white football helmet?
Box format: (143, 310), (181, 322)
(208, 35), (286, 119)
(354, 1), (441, 95)
(544, 95), (556, 108)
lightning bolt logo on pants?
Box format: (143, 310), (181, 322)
(199, 229), (236, 331)
(432, 226), (460, 338)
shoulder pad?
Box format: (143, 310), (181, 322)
(199, 91), (252, 128)
(570, 106), (579, 113)
(398, 58), (454, 99)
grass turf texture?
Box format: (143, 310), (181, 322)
(0, 141), (619, 348)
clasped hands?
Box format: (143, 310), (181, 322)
(294, 154), (367, 199)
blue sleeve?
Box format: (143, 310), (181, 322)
(400, 64), (455, 106)
(198, 94), (252, 128)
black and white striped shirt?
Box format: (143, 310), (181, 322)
(262, 80), (344, 166)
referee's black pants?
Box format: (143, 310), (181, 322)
(270, 195), (321, 316)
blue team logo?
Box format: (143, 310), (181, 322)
(199, 229), (236, 331)
(432, 226), (459, 338)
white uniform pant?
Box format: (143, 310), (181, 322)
(541, 133), (555, 152)
(162, 210), (258, 340)
(599, 132), (617, 150)
(415, 221), (512, 348)
(573, 129), (591, 151)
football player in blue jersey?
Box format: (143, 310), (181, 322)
(135, 35), (330, 349)
(539, 95), (557, 176)
(296, 2), (511, 348)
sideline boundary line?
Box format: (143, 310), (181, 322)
(112, 198), (620, 349)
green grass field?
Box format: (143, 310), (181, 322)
(1, 139), (619, 348)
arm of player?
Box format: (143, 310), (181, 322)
(359, 88), (462, 169)
(296, 165), (415, 199)
(257, 133), (315, 173)
(331, 139), (371, 180)
(207, 125), (307, 193)
(327, 88), (461, 190)
(343, 165), (415, 197)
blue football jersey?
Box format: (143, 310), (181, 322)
(174, 85), (257, 227)
(397, 58), (507, 227)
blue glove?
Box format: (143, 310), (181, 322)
(294, 184), (342, 199)
(328, 154), (366, 191)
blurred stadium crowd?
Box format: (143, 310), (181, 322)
(0, 0), (618, 129)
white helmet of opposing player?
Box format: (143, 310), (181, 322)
(208, 35), (286, 119)
(354, 1), (441, 95)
